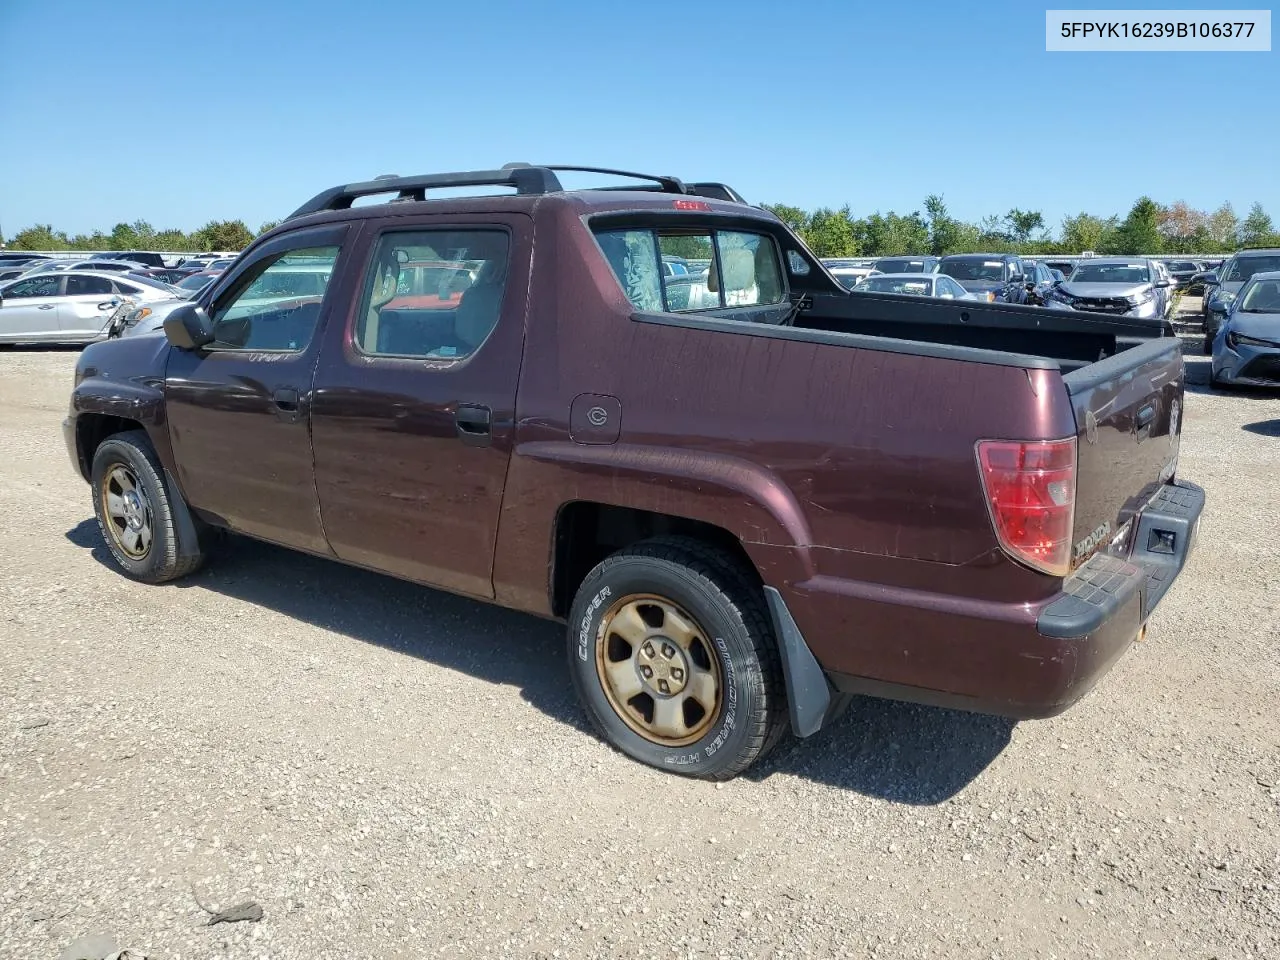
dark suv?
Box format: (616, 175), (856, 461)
(936, 253), (1034, 303)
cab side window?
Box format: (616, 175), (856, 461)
(355, 229), (509, 360)
(207, 246), (340, 352)
(594, 225), (787, 315)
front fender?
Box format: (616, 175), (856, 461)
(68, 335), (175, 477)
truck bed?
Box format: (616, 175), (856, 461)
(794, 289), (1169, 371)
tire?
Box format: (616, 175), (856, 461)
(90, 429), (208, 583)
(567, 537), (787, 780)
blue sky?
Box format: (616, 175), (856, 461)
(0, 0), (1276, 238)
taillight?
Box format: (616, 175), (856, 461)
(976, 438), (1077, 577)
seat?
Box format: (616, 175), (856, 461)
(453, 258), (507, 351)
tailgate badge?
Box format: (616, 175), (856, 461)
(1074, 520), (1112, 564)
(1085, 410), (1099, 444)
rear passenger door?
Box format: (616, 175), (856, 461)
(310, 215), (532, 599)
(59, 274), (120, 337)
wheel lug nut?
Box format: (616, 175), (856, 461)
(640, 665), (653, 679)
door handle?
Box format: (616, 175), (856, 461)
(272, 387), (301, 420)
(455, 403), (492, 446)
(38, 304), (56, 310)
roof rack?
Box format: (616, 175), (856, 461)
(285, 163), (746, 220)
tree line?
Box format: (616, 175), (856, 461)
(762, 196), (1279, 258)
(2, 219), (280, 254)
(4, 196), (1278, 259)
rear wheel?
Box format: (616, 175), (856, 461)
(567, 538), (787, 780)
(90, 430), (209, 583)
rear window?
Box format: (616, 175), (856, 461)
(939, 259), (1007, 281)
(874, 258), (929, 273)
(594, 226), (785, 313)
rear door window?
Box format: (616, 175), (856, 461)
(355, 229), (509, 360)
(66, 275), (114, 296)
(595, 225), (786, 314)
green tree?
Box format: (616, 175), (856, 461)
(110, 221), (140, 250)
(257, 220), (280, 236)
(761, 203), (808, 234)
(660, 235), (712, 260)
(861, 211), (928, 256)
(803, 206), (858, 257)
(1108, 197), (1163, 255)
(1207, 203), (1239, 249)
(152, 229), (192, 251)
(1060, 213), (1114, 253)
(1004, 208), (1045, 245)
(1240, 202), (1275, 247)
(192, 219), (254, 251)
(923, 195), (962, 255)
(10, 224), (69, 250)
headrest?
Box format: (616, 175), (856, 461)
(721, 248), (756, 293)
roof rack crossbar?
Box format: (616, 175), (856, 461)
(286, 164), (748, 221)
(506, 163), (689, 195)
(286, 166), (564, 220)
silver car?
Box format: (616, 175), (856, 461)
(1043, 257), (1171, 324)
(1210, 270), (1280, 389)
(852, 272), (977, 300)
(0, 271), (178, 345)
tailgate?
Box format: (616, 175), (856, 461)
(1062, 338), (1185, 569)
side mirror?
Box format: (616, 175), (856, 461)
(1201, 272), (1220, 286)
(1154, 278), (1170, 288)
(1009, 273), (1026, 284)
(163, 302), (214, 350)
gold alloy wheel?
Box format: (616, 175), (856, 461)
(595, 593), (723, 747)
(100, 464), (154, 560)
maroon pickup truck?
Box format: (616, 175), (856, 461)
(64, 164), (1205, 780)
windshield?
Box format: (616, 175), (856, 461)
(938, 259), (1006, 281)
(1238, 278), (1280, 313)
(874, 258), (928, 273)
(859, 276), (932, 295)
(1069, 263), (1150, 284)
(177, 274), (214, 291)
(1168, 261), (1198, 271)
(1225, 255), (1280, 282)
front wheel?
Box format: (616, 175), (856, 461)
(90, 430), (209, 583)
(567, 538), (787, 780)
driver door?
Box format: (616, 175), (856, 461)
(0, 274), (64, 341)
(164, 223), (354, 553)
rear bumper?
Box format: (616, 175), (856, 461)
(775, 479), (1205, 725)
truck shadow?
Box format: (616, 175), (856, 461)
(1243, 418), (1280, 436)
(750, 702), (1013, 803)
(65, 519), (1009, 802)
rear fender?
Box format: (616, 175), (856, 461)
(495, 441), (817, 612)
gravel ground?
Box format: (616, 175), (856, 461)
(1, 321), (1277, 960)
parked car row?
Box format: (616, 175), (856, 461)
(828, 253), (1175, 334)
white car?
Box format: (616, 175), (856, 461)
(852, 272), (979, 300)
(0, 271), (179, 345)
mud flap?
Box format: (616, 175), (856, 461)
(164, 467), (206, 562)
(763, 586), (834, 738)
